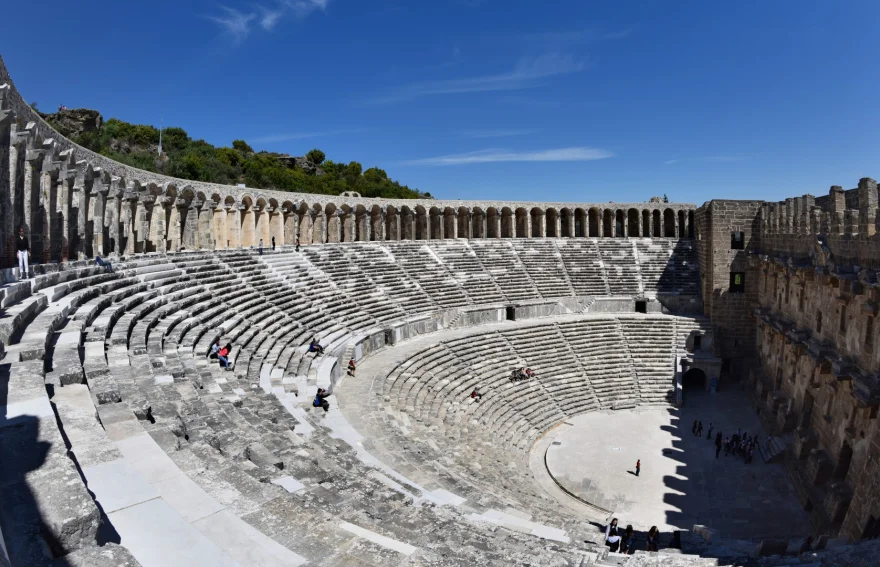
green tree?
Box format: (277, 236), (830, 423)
(232, 139), (253, 154)
(307, 148), (326, 165)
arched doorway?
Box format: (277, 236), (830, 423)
(682, 368), (707, 391)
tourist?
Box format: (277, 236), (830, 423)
(95, 255), (113, 272)
(16, 226), (30, 280)
(635, 459), (640, 477)
(470, 387), (483, 402)
(605, 518), (621, 552)
(696, 421), (703, 437)
(271, 236), (275, 251)
(691, 419), (698, 436)
(295, 237), (300, 252)
(715, 431), (723, 458)
(620, 525), (634, 555)
(347, 358), (356, 376)
(218, 343), (232, 370)
(646, 526), (659, 552)
(313, 387), (332, 412)
(259, 239), (263, 256)
(309, 338), (325, 356)
(208, 338), (221, 359)
(723, 436), (731, 456)
(706, 422), (713, 440)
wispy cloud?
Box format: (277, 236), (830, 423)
(250, 128), (366, 144)
(664, 155), (747, 165)
(372, 53), (587, 103)
(461, 129), (536, 139)
(209, 7), (256, 42)
(401, 147), (614, 166)
(209, 0), (328, 41)
(523, 26), (638, 45)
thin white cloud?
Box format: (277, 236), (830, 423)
(461, 129), (535, 139)
(209, 0), (328, 40)
(251, 128), (366, 144)
(372, 53), (587, 103)
(665, 155), (747, 165)
(401, 147), (614, 166)
(523, 26), (638, 44)
(209, 7), (256, 42)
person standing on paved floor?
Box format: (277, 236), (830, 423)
(715, 431), (723, 458)
(706, 422), (713, 440)
(16, 226), (30, 280)
(635, 459), (640, 477)
(258, 239), (264, 256)
(692, 419), (698, 436)
(696, 421), (703, 437)
(271, 236), (275, 251)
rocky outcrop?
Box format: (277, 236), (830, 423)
(263, 152), (325, 176)
(43, 108), (102, 139)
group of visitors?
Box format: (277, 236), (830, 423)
(509, 367), (534, 382)
(208, 338), (234, 370)
(720, 429), (759, 463)
(605, 519), (660, 554)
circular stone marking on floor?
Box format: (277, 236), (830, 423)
(609, 447), (621, 452)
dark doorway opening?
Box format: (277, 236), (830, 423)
(693, 335), (702, 351)
(682, 368), (707, 391)
(384, 330), (393, 345)
(506, 306), (516, 321)
(635, 300), (647, 314)
(862, 515), (880, 540)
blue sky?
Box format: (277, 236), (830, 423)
(4, 0), (879, 204)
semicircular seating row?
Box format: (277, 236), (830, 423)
(0, 243), (705, 567)
(347, 314), (706, 523)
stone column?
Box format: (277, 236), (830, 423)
(7, 126), (29, 267)
(58, 162), (76, 261)
(537, 213), (546, 238)
(23, 149), (43, 256)
(480, 212), (487, 239)
(565, 213), (573, 239)
(858, 178), (877, 237)
(92, 185), (108, 256)
(139, 196), (153, 253)
(39, 159), (59, 263)
(122, 191), (137, 255)
(524, 213), (532, 238)
(462, 212), (472, 239)
(227, 205), (240, 248)
(829, 186), (846, 235)
(492, 214), (501, 239)
(106, 187), (122, 256)
(318, 211), (327, 244)
(73, 178), (87, 260)
(597, 209), (605, 238)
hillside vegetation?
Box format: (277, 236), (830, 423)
(44, 109), (430, 199)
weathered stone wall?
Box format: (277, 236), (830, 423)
(695, 200), (763, 376)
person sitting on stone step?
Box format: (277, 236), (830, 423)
(295, 238), (301, 252)
(620, 525), (634, 555)
(646, 526), (659, 552)
(470, 387), (483, 402)
(313, 387), (332, 412)
(309, 338), (325, 356)
(218, 343), (233, 370)
(95, 255), (113, 272)
(208, 338), (221, 359)
(347, 358), (356, 376)
(605, 518), (621, 553)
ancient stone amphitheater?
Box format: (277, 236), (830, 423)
(1, 55), (879, 566)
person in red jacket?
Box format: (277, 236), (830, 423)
(218, 343), (232, 370)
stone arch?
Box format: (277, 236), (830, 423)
(240, 195), (255, 247)
(282, 200), (297, 245)
(370, 205), (384, 241)
(486, 207), (499, 239)
(678, 210), (686, 238)
(400, 205), (414, 240)
(560, 208), (572, 238)
(663, 208), (676, 237)
(575, 208), (587, 238)
(530, 207), (543, 238)
(429, 206), (443, 240)
(471, 207), (485, 239)
(163, 184), (179, 252)
(444, 207), (457, 239)
(413, 205), (427, 240)
(652, 210), (661, 237)
(687, 210), (695, 238)
(641, 210), (650, 237)
(355, 204), (369, 242)
(501, 207), (514, 238)
(683, 367), (707, 391)
(546, 208), (559, 238)
(385, 205), (399, 241)
(325, 203), (340, 243)
(602, 209), (613, 237)
(254, 197), (271, 247)
(311, 202), (326, 244)
(515, 207), (528, 238)
(339, 204), (354, 242)
(456, 206), (470, 239)
(615, 209), (625, 237)
(223, 195), (238, 248)
(627, 208), (639, 237)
